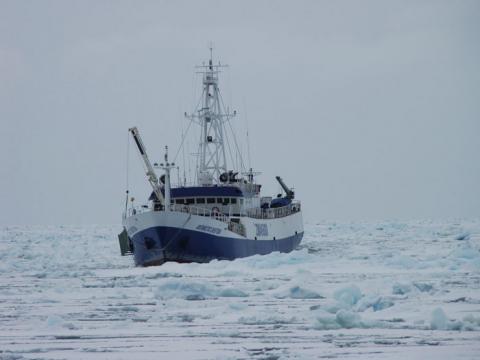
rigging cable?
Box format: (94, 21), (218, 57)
(223, 116), (237, 170)
(181, 123), (187, 186)
(216, 86), (237, 170)
(172, 84), (204, 166)
(219, 91), (246, 172)
(173, 118), (193, 164)
(243, 97), (252, 170)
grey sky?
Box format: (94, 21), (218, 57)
(1, 0), (479, 225)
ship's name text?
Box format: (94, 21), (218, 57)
(196, 224), (222, 235)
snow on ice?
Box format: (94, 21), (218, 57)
(0, 220), (479, 359)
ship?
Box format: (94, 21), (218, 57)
(118, 52), (304, 266)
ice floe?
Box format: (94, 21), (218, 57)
(1, 220), (480, 359)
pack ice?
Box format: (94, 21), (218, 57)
(0, 220), (479, 359)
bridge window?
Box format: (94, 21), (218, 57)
(207, 198), (215, 204)
(186, 198), (194, 204)
(175, 198), (185, 204)
(196, 198), (205, 204)
(231, 198), (237, 204)
(223, 198), (230, 205)
(216, 197), (223, 203)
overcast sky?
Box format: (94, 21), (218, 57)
(1, 0), (479, 225)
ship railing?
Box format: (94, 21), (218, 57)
(125, 203), (233, 225)
(169, 181), (197, 188)
(170, 204), (246, 237)
(169, 204), (229, 224)
(245, 201), (301, 219)
(124, 203), (247, 237)
(124, 205), (150, 218)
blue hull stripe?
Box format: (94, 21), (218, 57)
(131, 226), (303, 266)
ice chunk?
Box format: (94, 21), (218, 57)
(334, 285), (362, 306)
(154, 280), (248, 300)
(144, 272), (183, 279)
(323, 301), (350, 314)
(46, 315), (77, 330)
(448, 320), (464, 331)
(392, 283), (412, 295)
(356, 295), (394, 312)
(335, 309), (362, 328)
(463, 315), (480, 331)
(229, 302), (248, 311)
(430, 308), (480, 331)
(455, 232), (470, 241)
(155, 280), (215, 300)
(313, 311), (341, 330)
(447, 297), (467, 303)
(289, 286), (324, 299)
(219, 288), (248, 297)
(430, 308), (448, 330)
(0, 355), (29, 360)
(34, 272), (47, 279)
(176, 313), (195, 322)
(238, 315), (296, 325)
(46, 315), (64, 327)
(372, 297), (394, 311)
(413, 282), (434, 293)
(313, 309), (374, 330)
(275, 285), (324, 299)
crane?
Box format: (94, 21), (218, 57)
(275, 176), (295, 200)
(129, 127), (164, 205)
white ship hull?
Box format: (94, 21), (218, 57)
(123, 209), (303, 266)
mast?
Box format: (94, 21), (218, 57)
(186, 48), (235, 186)
(156, 146), (175, 211)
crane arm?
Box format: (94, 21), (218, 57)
(275, 176), (295, 199)
(129, 127), (164, 205)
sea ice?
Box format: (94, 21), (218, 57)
(218, 288), (248, 297)
(413, 282), (434, 293)
(313, 309), (379, 330)
(356, 295), (395, 312)
(456, 232), (471, 241)
(335, 309), (363, 328)
(392, 282), (412, 295)
(333, 285), (362, 306)
(1, 220), (480, 359)
(430, 308), (448, 330)
(274, 284), (324, 299)
(154, 280), (216, 300)
(154, 280), (248, 300)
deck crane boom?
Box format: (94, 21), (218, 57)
(275, 176), (295, 199)
(129, 127), (164, 205)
